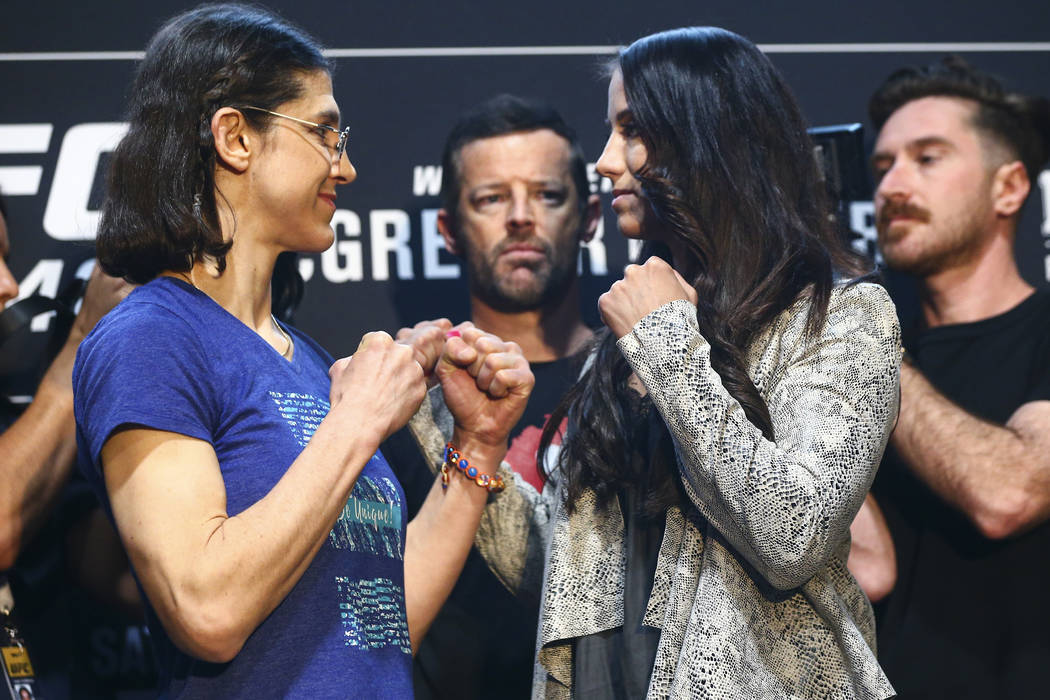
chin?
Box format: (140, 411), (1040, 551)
(615, 216), (645, 239)
(296, 227), (336, 254)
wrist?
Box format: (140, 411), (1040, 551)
(327, 402), (384, 456)
(440, 440), (507, 495)
(449, 430), (506, 475)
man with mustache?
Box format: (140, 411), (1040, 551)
(381, 94), (599, 700)
(857, 57), (1050, 698)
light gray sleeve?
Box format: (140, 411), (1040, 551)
(406, 385), (557, 600)
(616, 284), (901, 591)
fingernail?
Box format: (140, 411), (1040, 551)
(446, 330), (461, 338)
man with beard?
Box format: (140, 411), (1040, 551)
(856, 57), (1050, 698)
(381, 94), (599, 699)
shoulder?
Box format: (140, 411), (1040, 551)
(74, 279), (216, 401)
(780, 281), (898, 341)
(828, 281), (896, 317)
(756, 282), (900, 379)
(80, 280), (203, 362)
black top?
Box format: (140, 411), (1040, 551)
(381, 355), (581, 700)
(572, 397), (668, 699)
(873, 288), (1050, 699)
(2, 404), (158, 699)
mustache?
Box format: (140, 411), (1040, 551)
(877, 201), (931, 228)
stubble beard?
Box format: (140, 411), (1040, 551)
(880, 213), (989, 279)
(466, 240), (576, 314)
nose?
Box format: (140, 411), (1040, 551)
(332, 149), (356, 184)
(595, 132), (623, 183)
(0, 258), (19, 308)
(875, 160), (912, 206)
(506, 190), (533, 230)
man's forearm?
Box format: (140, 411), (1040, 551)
(0, 342), (80, 568)
(892, 361), (1047, 537)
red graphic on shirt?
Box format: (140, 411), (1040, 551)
(505, 416), (566, 491)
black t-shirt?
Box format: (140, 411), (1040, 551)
(872, 288), (1050, 699)
(1, 404), (158, 699)
(572, 397), (667, 699)
(381, 354), (581, 700)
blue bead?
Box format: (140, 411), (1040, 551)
(458, 459), (469, 471)
(467, 466), (478, 478)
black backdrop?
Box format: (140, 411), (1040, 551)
(2, 0), (1049, 358)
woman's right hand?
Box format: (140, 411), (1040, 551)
(395, 318), (453, 388)
(328, 331), (427, 444)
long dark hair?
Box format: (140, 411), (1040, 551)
(541, 27), (870, 512)
(97, 2), (329, 308)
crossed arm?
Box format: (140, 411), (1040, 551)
(848, 359), (1050, 601)
(891, 360), (1050, 539)
(0, 267), (128, 569)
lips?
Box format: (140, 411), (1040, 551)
(494, 240), (551, 266)
(318, 193), (337, 209)
(610, 189), (639, 209)
(502, 243), (545, 254)
(499, 247), (547, 264)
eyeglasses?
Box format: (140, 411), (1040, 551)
(238, 106), (349, 163)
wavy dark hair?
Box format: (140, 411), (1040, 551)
(97, 2), (329, 316)
(540, 27), (871, 513)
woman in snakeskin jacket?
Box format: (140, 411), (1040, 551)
(408, 25), (900, 700)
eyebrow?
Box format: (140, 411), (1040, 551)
(468, 179), (569, 194)
(314, 108), (341, 127)
(871, 135), (953, 165)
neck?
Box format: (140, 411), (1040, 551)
(665, 237), (698, 281)
(470, 280), (593, 363)
(169, 240), (278, 333)
(918, 228), (1033, 327)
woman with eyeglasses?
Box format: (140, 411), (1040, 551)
(72, 4), (532, 697)
(409, 27), (900, 699)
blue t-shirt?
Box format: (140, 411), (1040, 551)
(73, 277), (413, 698)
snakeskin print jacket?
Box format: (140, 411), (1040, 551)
(407, 282), (900, 699)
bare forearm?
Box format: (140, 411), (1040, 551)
(108, 414), (383, 662)
(403, 436), (502, 652)
(893, 362), (1045, 536)
(0, 342), (79, 568)
(190, 421), (382, 648)
(847, 493), (896, 602)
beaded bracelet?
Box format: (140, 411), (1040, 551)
(440, 442), (506, 493)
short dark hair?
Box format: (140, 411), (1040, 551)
(439, 94), (590, 224)
(869, 55), (1050, 184)
(97, 3), (330, 284)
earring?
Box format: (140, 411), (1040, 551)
(193, 193), (203, 217)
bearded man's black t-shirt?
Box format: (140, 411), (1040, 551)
(873, 288), (1050, 699)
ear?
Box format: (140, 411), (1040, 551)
(580, 193), (601, 243)
(211, 107), (253, 173)
(991, 160), (1030, 219)
(436, 209), (461, 256)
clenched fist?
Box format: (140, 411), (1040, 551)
(598, 256), (697, 338)
(329, 331), (427, 445)
(394, 318), (453, 388)
(436, 324), (534, 460)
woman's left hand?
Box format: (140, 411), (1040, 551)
(598, 256), (698, 338)
(436, 324), (534, 462)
